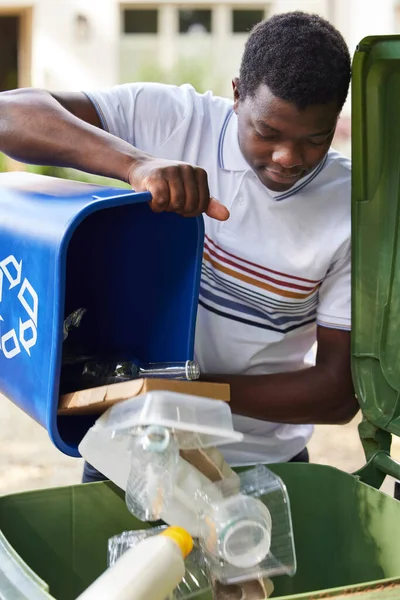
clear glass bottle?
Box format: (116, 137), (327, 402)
(82, 359), (200, 384)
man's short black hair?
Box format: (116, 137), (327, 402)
(239, 11), (351, 111)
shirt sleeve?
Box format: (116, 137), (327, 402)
(316, 238), (351, 331)
(83, 82), (194, 154)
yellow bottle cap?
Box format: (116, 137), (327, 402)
(161, 526), (194, 559)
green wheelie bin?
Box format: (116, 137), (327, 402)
(2, 34), (400, 600)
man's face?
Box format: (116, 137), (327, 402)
(233, 80), (339, 192)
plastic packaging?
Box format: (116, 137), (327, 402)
(159, 455), (224, 535)
(125, 425), (179, 521)
(61, 307), (200, 392)
(196, 465), (296, 585)
(200, 494), (272, 569)
(78, 392), (243, 533)
(79, 392), (242, 483)
(108, 527), (167, 567)
(62, 307), (87, 341)
(108, 527), (210, 600)
(99, 391), (243, 449)
(76, 526), (193, 600)
(126, 433), (223, 533)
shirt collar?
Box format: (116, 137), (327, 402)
(218, 109), (249, 172)
(218, 109), (329, 200)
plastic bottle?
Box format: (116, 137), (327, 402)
(75, 526), (193, 600)
(160, 455), (224, 535)
(125, 425), (179, 521)
(83, 359), (201, 385)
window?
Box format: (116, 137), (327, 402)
(179, 9), (212, 34)
(232, 9), (264, 33)
(123, 9), (158, 34)
(0, 16), (18, 91)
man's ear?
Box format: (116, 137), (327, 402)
(232, 77), (240, 113)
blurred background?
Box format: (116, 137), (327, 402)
(0, 0), (399, 496)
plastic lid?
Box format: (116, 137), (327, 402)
(161, 527), (194, 559)
(99, 391), (243, 448)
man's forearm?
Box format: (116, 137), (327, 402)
(205, 365), (358, 425)
(0, 88), (145, 182)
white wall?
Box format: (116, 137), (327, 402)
(31, 0), (119, 90)
(0, 0), (120, 90)
(347, 0), (397, 55)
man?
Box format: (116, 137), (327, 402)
(0, 11), (357, 479)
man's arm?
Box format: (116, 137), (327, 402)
(0, 89), (137, 176)
(204, 326), (358, 425)
(0, 88), (228, 220)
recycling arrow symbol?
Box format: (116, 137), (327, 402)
(0, 255), (38, 359)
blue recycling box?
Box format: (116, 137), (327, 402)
(0, 172), (204, 457)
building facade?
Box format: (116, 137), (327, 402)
(0, 0), (398, 95)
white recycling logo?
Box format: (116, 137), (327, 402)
(0, 255), (38, 359)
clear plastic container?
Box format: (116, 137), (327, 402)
(78, 392), (244, 531)
(78, 392), (243, 493)
(125, 426), (179, 521)
(79, 526), (193, 600)
(98, 391), (243, 449)
(108, 527), (210, 600)
(159, 455), (224, 535)
(196, 465), (296, 585)
(199, 494), (272, 569)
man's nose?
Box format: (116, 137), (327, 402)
(271, 142), (303, 169)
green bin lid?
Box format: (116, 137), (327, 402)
(352, 35), (400, 439)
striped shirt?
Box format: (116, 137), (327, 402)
(86, 82), (351, 465)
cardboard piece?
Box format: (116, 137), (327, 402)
(210, 577), (274, 600)
(58, 378), (230, 415)
(180, 447), (240, 485)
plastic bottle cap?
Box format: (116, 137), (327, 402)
(161, 526), (194, 558)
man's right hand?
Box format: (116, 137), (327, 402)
(0, 89), (228, 222)
(128, 157), (230, 221)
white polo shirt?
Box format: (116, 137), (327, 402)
(85, 82), (351, 466)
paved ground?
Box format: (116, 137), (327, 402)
(1, 393), (399, 497)
(0, 394), (83, 494)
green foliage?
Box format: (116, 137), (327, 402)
(136, 56), (210, 92)
(131, 55), (225, 96)
(0, 153), (9, 173)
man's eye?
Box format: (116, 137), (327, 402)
(255, 130), (276, 141)
(308, 138), (328, 146)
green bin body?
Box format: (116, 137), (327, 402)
(1, 465), (400, 600)
(3, 33), (400, 600)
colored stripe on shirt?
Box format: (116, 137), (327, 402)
(200, 236), (321, 332)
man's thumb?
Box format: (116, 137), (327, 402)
(206, 198), (230, 221)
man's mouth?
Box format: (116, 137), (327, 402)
(263, 168), (304, 184)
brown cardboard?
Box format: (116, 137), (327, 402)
(58, 378), (230, 415)
(180, 449), (226, 483)
(210, 577), (274, 600)
(180, 447), (241, 485)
